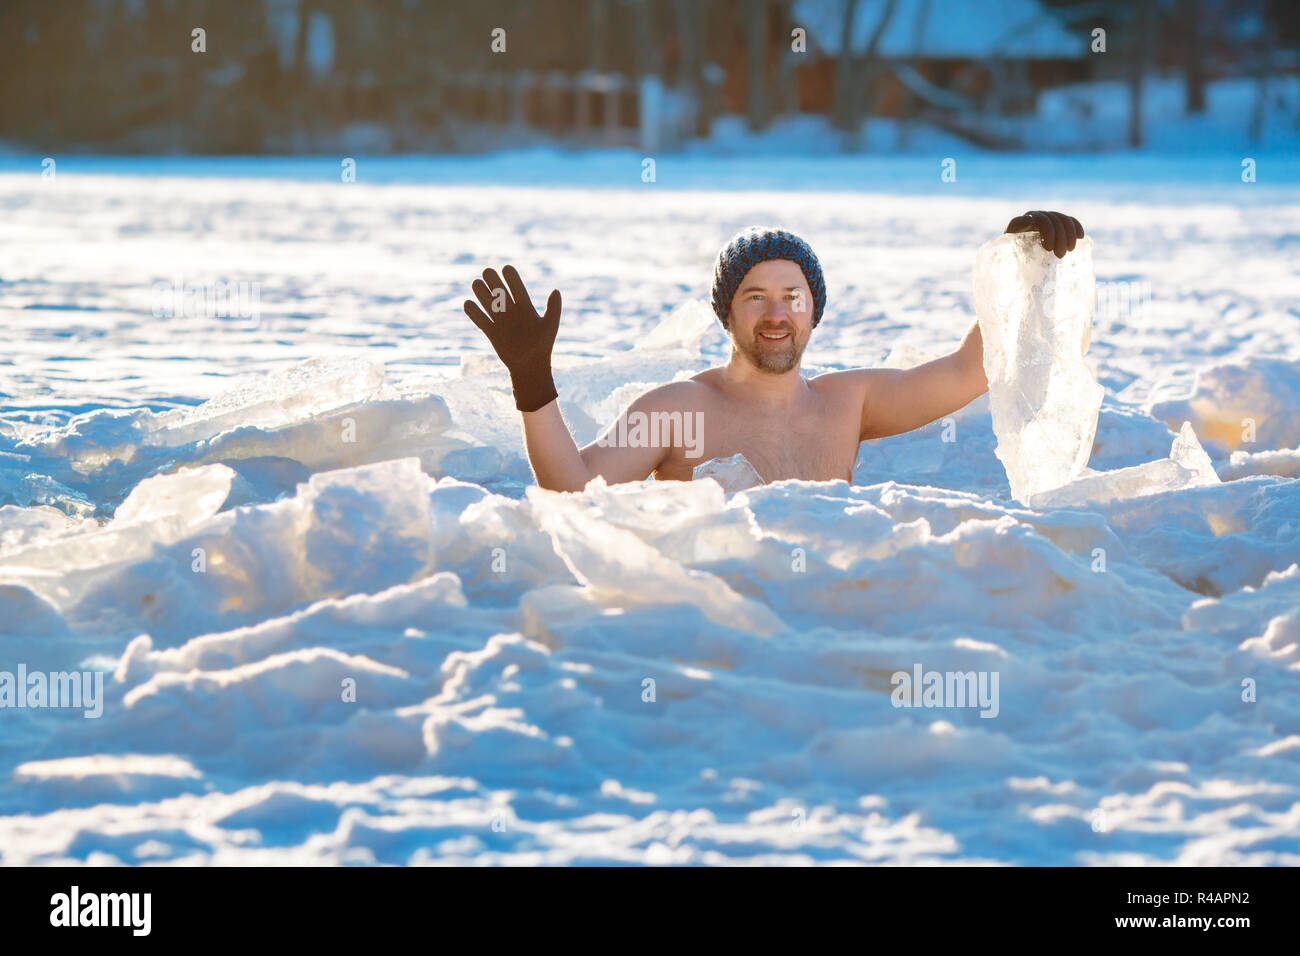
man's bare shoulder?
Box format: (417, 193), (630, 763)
(807, 367), (884, 398)
(628, 369), (726, 412)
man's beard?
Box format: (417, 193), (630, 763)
(734, 324), (807, 374)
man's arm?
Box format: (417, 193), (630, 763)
(845, 319), (988, 441)
(845, 209), (1084, 442)
(519, 386), (678, 491)
(463, 263), (671, 492)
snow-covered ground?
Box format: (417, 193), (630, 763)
(1, 153), (1297, 865)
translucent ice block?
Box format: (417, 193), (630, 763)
(635, 298), (718, 355)
(528, 479), (784, 635)
(693, 452), (764, 492)
(149, 357), (387, 446)
(1028, 421), (1220, 509)
(1169, 420), (1221, 487)
(974, 233), (1103, 502)
(112, 463), (236, 527)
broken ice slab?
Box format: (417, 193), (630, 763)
(974, 233), (1103, 503)
(635, 298), (719, 355)
(458, 353), (502, 377)
(185, 389), (457, 475)
(0, 504), (91, 555)
(147, 357), (387, 446)
(1169, 420), (1221, 486)
(527, 481), (785, 635)
(880, 342), (939, 370)
(1028, 421), (1220, 509)
(0, 467), (237, 578)
(693, 452), (764, 493)
(112, 463), (236, 527)
(1028, 458), (1192, 510)
(0, 458), (439, 625)
(0, 461), (97, 517)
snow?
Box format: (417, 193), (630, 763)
(1150, 357), (1300, 457)
(691, 75), (1300, 157)
(1033, 75), (1300, 153)
(0, 154), (1298, 865)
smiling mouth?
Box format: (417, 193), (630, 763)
(757, 330), (791, 341)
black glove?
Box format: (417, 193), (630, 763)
(1005, 210), (1084, 259)
(464, 264), (562, 413)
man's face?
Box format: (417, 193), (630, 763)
(726, 258), (814, 374)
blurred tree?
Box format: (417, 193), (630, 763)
(831, 0), (860, 131)
(1127, 0), (1152, 147)
(832, 0), (897, 143)
(1180, 0), (1207, 114)
(674, 0), (701, 97)
(772, 0), (801, 116)
(635, 0), (663, 79)
(897, 0), (931, 147)
(590, 0), (610, 72)
(745, 0), (769, 130)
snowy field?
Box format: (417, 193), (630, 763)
(1, 151), (1298, 865)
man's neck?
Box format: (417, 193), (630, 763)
(717, 352), (807, 409)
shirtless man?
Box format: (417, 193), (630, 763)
(464, 212), (1084, 492)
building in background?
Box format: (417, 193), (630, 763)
(0, 0), (1296, 154)
(787, 0), (1087, 146)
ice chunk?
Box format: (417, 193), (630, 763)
(1028, 459), (1191, 509)
(527, 481), (785, 635)
(150, 357), (387, 445)
(880, 343), (938, 369)
(635, 298), (719, 355)
(13, 368), (457, 504)
(693, 452), (764, 492)
(188, 390), (458, 475)
(1169, 420), (1221, 487)
(974, 233), (1103, 502)
(112, 463), (236, 527)
(0, 459), (97, 517)
(580, 473), (729, 534)
(458, 353), (501, 377)
(1, 465), (238, 581)
(0, 504), (88, 554)
(0, 458), (438, 632)
(1028, 421), (1219, 509)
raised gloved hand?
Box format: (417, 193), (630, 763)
(1005, 210), (1084, 259)
(463, 264), (562, 413)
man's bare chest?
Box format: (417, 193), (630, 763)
(657, 400), (860, 483)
